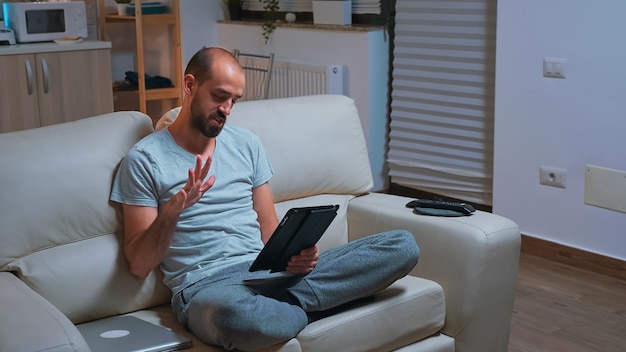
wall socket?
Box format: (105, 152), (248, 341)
(540, 166), (567, 188)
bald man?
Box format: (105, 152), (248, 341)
(111, 47), (419, 351)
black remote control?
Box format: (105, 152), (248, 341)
(405, 199), (476, 215)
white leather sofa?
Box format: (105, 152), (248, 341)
(0, 94), (520, 352)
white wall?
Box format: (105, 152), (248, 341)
(178, 3), (390, 190)
(493, 0), (626, 260)
(215, 23), (390, 190)
(178, 0), (223, 66)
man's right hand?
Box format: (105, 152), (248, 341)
(177, 154), (216, 210)
(122, 155), (215, 278)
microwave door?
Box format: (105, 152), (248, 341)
(26, 9), (66, 35)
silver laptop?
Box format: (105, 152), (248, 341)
(77, 315), (192, 352)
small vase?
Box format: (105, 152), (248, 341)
(116, 3), (127, 16)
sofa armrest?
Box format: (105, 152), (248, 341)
(347, 193), (520, 352)
(0, 272), (90, 352)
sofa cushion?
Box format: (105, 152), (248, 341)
(127, 275), (444, 352)
(0, 112), (162, 321)
(0, 272), (91, 352)
(0, 112), (152, 269)
(156, 95), (374, 204)
(128, 306), (302, 352)
(9, 234), (171, 324)
(296, 276), (445, 351)
(227, 95), (374, 203)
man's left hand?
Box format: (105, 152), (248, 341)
(287, 246), (319, 274)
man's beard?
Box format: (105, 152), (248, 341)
(190, 97), (225, 138)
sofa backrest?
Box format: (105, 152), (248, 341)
(157, 94), (374, 203)
(227, 95), (374, 202)
(0, 95), (373, 323)
(0, 112), (170, 323)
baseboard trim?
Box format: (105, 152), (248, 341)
(521, 235), (626, 281)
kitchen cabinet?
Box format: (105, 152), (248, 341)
(0, 53), (40, 132)
(0, 43), (113, 133)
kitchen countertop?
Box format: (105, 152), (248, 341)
(0, 41), (111, 56)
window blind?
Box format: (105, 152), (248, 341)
(388, 0), (496, 205)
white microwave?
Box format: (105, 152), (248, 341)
(3, 1), (87, 43)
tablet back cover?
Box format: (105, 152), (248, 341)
(249, 204), (339, 272)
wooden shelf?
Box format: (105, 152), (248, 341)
(145, 87), (181, 101)
(113, 87), (181, 101)
(97, 0), (182, 117)
(104, 13), (178, 25)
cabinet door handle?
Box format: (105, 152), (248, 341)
(41, 58), (50, 94)
(25, 59), (34, 96)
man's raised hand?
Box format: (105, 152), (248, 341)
(179, 155), (216, 210)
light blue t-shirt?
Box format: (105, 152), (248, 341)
(110, 125), (274, 294)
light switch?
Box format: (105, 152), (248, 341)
(543, 57), (567, 78)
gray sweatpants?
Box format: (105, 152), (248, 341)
(171, 229), (419, 351)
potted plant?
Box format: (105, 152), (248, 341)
(260, 0), (280, 43)
(226, 0), (245, 21)
(114, 0), (132, 16)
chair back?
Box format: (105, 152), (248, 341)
(233, 49), (275, 101)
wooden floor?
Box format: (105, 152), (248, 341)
(508, 253), (626, 352)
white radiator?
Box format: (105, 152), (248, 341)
(238, 58), (345, 101)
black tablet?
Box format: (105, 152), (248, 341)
(249, 204), (340, 273)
